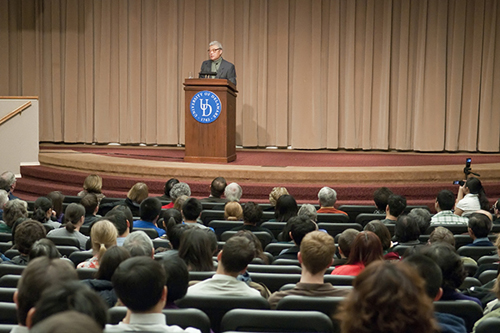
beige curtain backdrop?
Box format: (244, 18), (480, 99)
(1, 0), (499, 152)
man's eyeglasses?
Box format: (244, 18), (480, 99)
(208, 48), (221, 53)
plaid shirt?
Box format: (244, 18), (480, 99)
(430, 210), (469, 225)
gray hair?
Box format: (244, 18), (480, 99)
(123, 231), (154, 258)
(169, 182), (191, 200)
(209, 41), (223, 50)
(224, 182), (242, 202)
(1, 171), (16, 187)
(408, 208), (432, 233)
(318, 187), (337, 207)
(0, 189), (8, 208)
(298, 204), (317, 222)
(3, 199), (28, 227)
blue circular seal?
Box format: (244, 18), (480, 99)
(190, 91), (222, 124)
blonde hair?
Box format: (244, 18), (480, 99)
(173, 195), (189, 212)
(269, 187), (289, 207)
(300, 231), (335, 274)
(127, 182), (149, 204)
(224, 201), (243, 221)
(90, 220), (118, 260)
(83, 174), (103, 194)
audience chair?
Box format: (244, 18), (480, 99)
(354, 213), (385, 228)
(474, 263), (498, 279)
(0, 243), (11, 255)
(188, 271), (215, 282)
(478, 255), (500, 265)
(260, 222), (286, 239)
(108, 307), (211, 333)
(261, 211), (275, 222)
(419, 234), (430, 243)
(323, 275), (356, 286)
(176, 295), (270, 333)
(3, 250), (19, 260)
(491, 225), (500, 233)
(56, 245), (81, 257)
(221, 308), (334, 333)
(454, 235), (473, 249)
(200, 210), (225, 226)
(201, 202), (226, 211)
(247, 272), (301, 293)
(0, 275), (20, 288)
(318, 223), (362, 238)
(258, 203), (273, 212)
(316, 214), (349, 224)
(338, 205), (377, 223)
(132, 228), (159, 239)
(434, 300), (483, 333)
(42, 224), (54, 234)
(80, 225), (90, 236)
(68, 251), (93, 267)
(392, 244), (419, 257)
(265, 243), (294, 257)
(0, 324), (15, 333)
(426, 224), (468, 235)
(46, 236), (80, 248)
(76, 268), (97, 280)
(0, 302), (18, 324)
(152, 239), (170, 249)
(463, 262), (478, 277)
(272, 258), (300, 266)
(221, 231), (273, 249)
(459, 277), (482, 291)
(478, 270), (498, 285)
(0, 234), (11, 243)
(246, 264), (301, 274)
(475, 317), (500, 333)
(404, 205), (431, 213)
(63, 195), (83, 204)
(457, 246), (497, 262)
(0, 265), (24, 279)
(208, 220), (243, 240)
(0, 288), (15, 303)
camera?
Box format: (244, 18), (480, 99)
(453, 180), (465, 186)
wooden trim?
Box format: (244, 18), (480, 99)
(0, 96), (38, 99)
(0, 101), (32, 126)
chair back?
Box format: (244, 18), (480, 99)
(316, 214), (349, 224)
(47, 236), (80, 248)
(0, 302), (17, 324)
(0, 288), (16, 303)
(264, 243), (294, 257)
(56, 245), (80, 257)
(478, 270), (498, 285)
(317, 223), (362, 238)
(4, 250), (19, 260)
(152, 239), (171, 249)
(0, 265), (25, 279)
(457, 246), (497, 262)
(454, 235), (473, 249)
(355, 213), (386, 227)
(478, 255), (500, 265)
(338, 205), (377, 223)
(248, 272), (301, 293)
(0, 234), (12, 243)
(132, 228), (159, 239)
(208, 220), (243, 240)
(272, 258), (300, 266)
(68, 251), (94, 267)
(0, 275), (20, 288)
(77, 268), (97, 280)
(200, 210), (225, 225)
(475, 317), (500, 333)
(260, 222), (286, 239)
(0, 324), (15, 333)
(188, 271), (215, 282)
(434, 300), (483, 333)
(247, 264), (301, 274)
(459, 277), (482, 291)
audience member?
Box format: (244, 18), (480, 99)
(428, 226), (456, 247)
(159, 253), (190, 308)
(78, 174), (105, 201)
(182, 198), (208, 229)
(364, 220), (399, 260)
(163, 182), (191, 209)
(178, 228), (215, 271)
(133, 197), (164, 236)
(4, 220), (46, 266)
(123, 231), (154, 258)
(201, 177), (227, 202)
(1, 171), (18, 199)
(235, 230), (270, 264)
(335, 228), (360, 265)
(268, 186), (289, 207)
(224, 182), (242, 202)
(268, 231), (348, 309)
(465, 212), (493, 246)
(105, 210), (131, 246)
(224, 201), (243, 221)
(455, 177), (489, 216)
(46, 191), (65, 223)
(78, 220), (118, 269)
(271, 194), (298, 222)
(297, 203), (317, 222)
(336, 260), (438, 333)
(230, 202), (274, 239)
(187, 235), (260, 297)
(173, 195), (189, 212)
(473, 275), (500, 331)
(316, 187), (347, 215)
(28, 238), (60, 261)
(158, 208), (183, 241)
(381, 194), (406, 224)
(124, 182), (148, 216)
(159, 178), (179, 201)
(0, 189), (8, 222)
(81, 193), (101, 225)
(493, 199), (500, 222)
(108, 257), (200, 333)
(393, 214), (421, 245)
(275, 215), (317, 261)
(0, 198), (27, 233)
(408, 208), (431, 234)
(47, 203), (89, 250)
(373, 186), (393, 213)
(30, 311), (103, 333)
(32, 197), (60, 229)
(331, 231), (383, 276)
(431, 190), (469, 225)
(167, 224), (191, 252)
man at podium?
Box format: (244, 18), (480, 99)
(199, 41), (237, 86)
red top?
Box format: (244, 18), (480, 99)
(162, 202), (175, 209)
(317, 207), (348, 215)
(330, 262), (365, 276)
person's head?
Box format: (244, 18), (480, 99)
(95, 245), (131, 281)
(436, 189), (456, 211)
(159, 208), (183, 232)
(15, 257), (78, 325)
(297, 204), (318, 222)
(163, 178), (179, 198)
(394, 214), (421, 243)
(1, 171), (16, 193)
(105, 210), (130, 237)
(30, 311), (103, 333)
(82, 174), (103, 194)
(269, 187), (289, 207)
(465, 177), (489, 210)
(224, 182), (242, 202)
(387, 194), (407, 217)
(208, 40), (223, 61)
(318, 187), (337, 207)
(274, 194), (298, 222)
(182, 198), (203, 221)
(346, 231), (383, 266)
(46, 191), (64, 219)
(160, 253), (189, 304)
(29, 282), (108, 329)
(494, 199), (500, 217)
(288, 215), (317, 246)
(139, 197), (161, 222)
(112, 257), (167, 312)
(468, 212), (492, 238)
(405, 254), (443, 300)
(3, 199), (28, 228)
(29, 239), (60, 261)
(173, 195), (189, 212)
(428, 226), (455, 247)
(123, 231), (154, 258)
(0, 189), (8, 209)
(408, 208), (431, 234)
(219, 235), (255, 275)
(63, 203), (85, 233)
(373, 187), (393, 211)
(299, 231), (335, 275)
(80, 193), (99, 216)
(422, 243), (466, 291)
(33, 197), (53, 223)
(224, 201), (243, 221)
(364, 220), (391, 251)
(337, 261), (437, 333)
(169, 182), (191, 201)
(90, 220), (118, 259)
(242, 202), (263, 225)
(234, 230), (268, 264)
(110, 205), (134, 233)
(338, 229), (360, 258)
(167, 224), (190, 250)
(15, 220), (46, 255)
(127, 182), (149, 204)
(210, 177), (227, 198)
(178, 228), (215, 271)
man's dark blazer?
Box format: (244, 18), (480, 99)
(199, 58), (237, 85)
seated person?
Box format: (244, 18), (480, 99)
(381, 194), (406, 225)
(178, 228), (216, 271)
(160, 253), (190, 308)
(30, 311), (102, 333)
(3, 220), (46, 266)
(133, 197), (165, 237)
(431, 190), (469, 226)
(274, 215), (317, 261)
(334, 228), (360, 266)
(123, 231), (154, 258)
(224, 201), (243, 221)
(408, 208), (431, 235)
(230, 202), (275, 239)
(373, 187), (393, 214)
(224, 182), (242, 202)
(201, 177), (227, 203)
(393, 215), (421, 246)
(181, 198), (211, 230)
(158, 178), (179, 201)
(465, 212), (493, 246)
(163, 182), (191, 209)
(81, 193), (101, 226)
(47, 203), (89, 250)
(364, 220), (399, 261)
(316, 187), (347, 215)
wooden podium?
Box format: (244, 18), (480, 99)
(184, 79), (237, 163)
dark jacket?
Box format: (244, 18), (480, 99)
(82, 279), (117, 308)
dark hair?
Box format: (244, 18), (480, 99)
(422, 243), (466, 291)
(47, 191), (65, 220)
(105, 210), (129, 236)
(404, 254), (443, 299)
(160, 253), (189, 304)
(243, 202), (263, 225)
(139, 197), (162, 222)
(387, 194), (407, 217)
(96, 245), (131, 281)
(110, 205), (134, 233)
(220, 235), (256, 273)
(210, 177), (227, 198)
(466, 177), (489, 210)
(178, 228), (215, 271)
(235, 230), (269, 264)
(31, 281), (108, 328)
(164, 178), (179, 198)
(338, 228), (360, 257)
(364, 220), (391, 250)
(289, 215), (317, 246)
(468, 212), (492, 238)
(373, 187), (393, 211)
(33, 197), (53, 224)
(30, 311), (103, 333)
(63, 203), (85, 233)
(436, 190), (456, 211)
(182, 198), (203, 221)
(15, 220), (47, 255)
(274, 195), (298, 222)
(80, 193), (99, 216)
(112, 257), (166, 312)
(160, 209), (183, 232)
(394, 215), (421, 243)
(167, 224), (190, 250)
(29, 239), (60, 261)
(346, 231), (383, 266)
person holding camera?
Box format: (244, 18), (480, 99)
(455, 177), (489, 217)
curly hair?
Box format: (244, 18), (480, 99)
(336, 261), (438, 333)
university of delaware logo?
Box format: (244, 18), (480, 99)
(190, 91), (221, 124)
